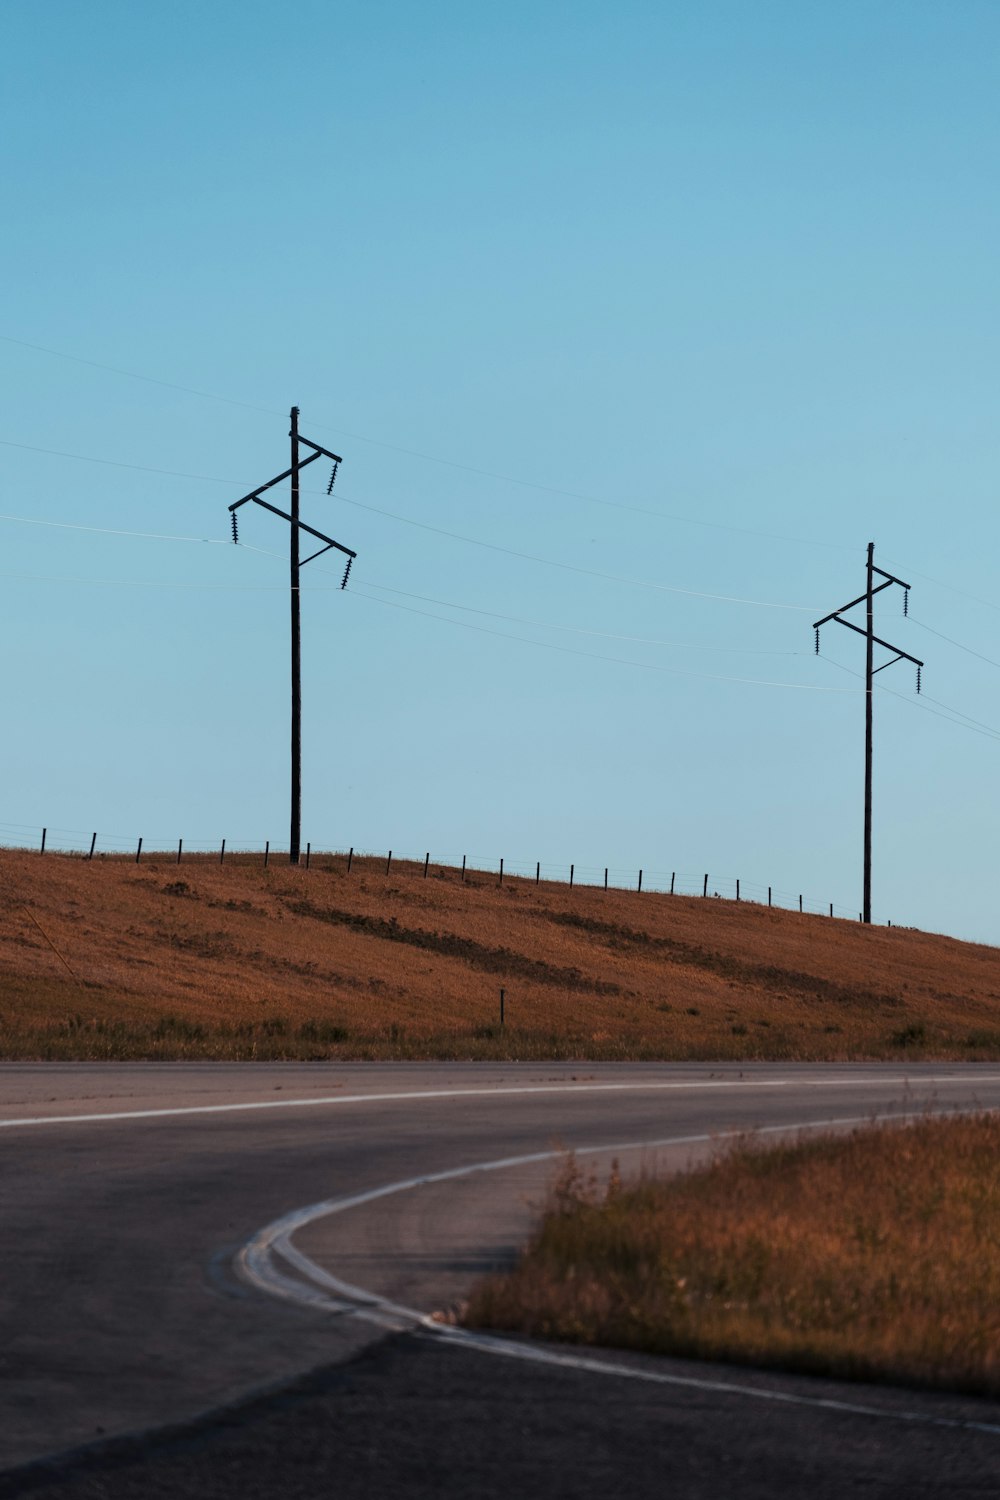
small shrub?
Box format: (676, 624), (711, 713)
(965, 1030), (1000, 1051)
(891, 1022), (927, 1048)
(152, 1015), (207, 1041)
(297, 1020), (348, 1044)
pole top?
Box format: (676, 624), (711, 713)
(291, 405), (300, 419)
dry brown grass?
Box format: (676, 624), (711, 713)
(463, 1114), (1000, 1396)
(1, 847), (1000, 1059)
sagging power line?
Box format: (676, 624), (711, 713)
(228, 407), (356, 866)
(814, 543), (923, 925)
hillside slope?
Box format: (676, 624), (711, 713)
(2, 849), (999, 1059)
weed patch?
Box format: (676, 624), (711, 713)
(464, 1115), (1000, 1396)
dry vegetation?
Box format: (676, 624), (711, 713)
(1, 847), (1000, 1060)
(463, 1114), (1000, 1396)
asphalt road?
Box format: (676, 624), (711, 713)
(2, 1061), (1000, 1498)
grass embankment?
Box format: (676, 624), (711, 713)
(463, 1115), (1000, 1396)
(2, 848), (1000, 1059)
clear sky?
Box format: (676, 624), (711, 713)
(2, 1), (999, 943)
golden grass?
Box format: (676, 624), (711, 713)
(2, 848), (1000, 1059)
(463, 1115), (1000, 1395)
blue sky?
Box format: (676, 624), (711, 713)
(2, 1), (999, 942)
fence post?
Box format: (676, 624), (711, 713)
(136, 837), (143, 864)
(637, 869), (643, 892)
(604, 867), (608, 890)
(386, 850), (392, 876)
(799, 894), (803, 913)
(569, 863), (574, 888)
(703, 873), (708, 897)
(177, 838), (183, 865)
(220, 839), (226, 865)
(88, 833), (97, 861)
(462, 854), (466, 882)
(40, 828), (46, 855)
(829, 902), (833, 917)
(264, 840), (270, 868)
(347, 846), (353, 873)
(305, 842), (310, 869)
(499, 857), (504, 886)
(535, 861), (540, 885)
(670, 872), (675, 895)
(423, 851), (429, 878)
(768, 886), (772, 907)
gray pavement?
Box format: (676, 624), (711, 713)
(2, 1062), (1000, 1495)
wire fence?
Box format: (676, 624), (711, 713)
(0, 820), (886, 924)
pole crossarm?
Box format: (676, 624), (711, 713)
(298, 434), (344, 465)
(242, 495), (357, 565)
(823, 613), (923, 668)
(228, 450), (325, 512)
(812, 577), (894, 629)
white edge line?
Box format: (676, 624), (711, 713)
(238, 1109), (1000, 1439)
(6, 1073), (1000, 1129)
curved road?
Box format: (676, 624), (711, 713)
(2, 1061), (1000, 1498)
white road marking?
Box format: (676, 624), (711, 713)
(239, 1108), (1000, 1438)
(4, 1072), (1000, 1129)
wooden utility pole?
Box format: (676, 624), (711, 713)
(864, 540), (874, 925)
(814, 543), (922, 924)
(228, 409), (356, 865)
(290, 405), (302, 864)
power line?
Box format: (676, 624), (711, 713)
(351, 586), (855, 692)
(356, 579), (805, 655)
(0, 458), (820, 609)
(0, 331), (853, 553)
(8, 506), (1000, 723)
(821, 654), (1000, 743)
(0, 334), (281, 418)
(0, 512), (229, 544)
(332, 490), (818, 610)
(0, 437), (240, 484)
(909, 616), (1000, 673)
(0, 516), (820, 649)
(0, 571), (291, 591)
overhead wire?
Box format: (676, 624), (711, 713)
(0, 331), (853, 553)
(356, 579), (805, 655)
(908, 616), (1000, 673)
(818, 654), (1000, 744)
(0, 465), (820, 609)
(350, 586), (855, 692)
(0, 512), (229, 544)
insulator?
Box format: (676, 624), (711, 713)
(916, 665), (922, 695)
(814, 626), (820, 655)
(341, 555), (353, 590)
(231, 512), (239, 545)
(904, 587), (909, 617)
(326, 461), (340, 495)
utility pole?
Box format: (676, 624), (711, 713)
(813, 543), (922, 924)
(228, 407), (356, 865)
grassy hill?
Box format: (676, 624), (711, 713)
(2, 847), (999, 1060)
